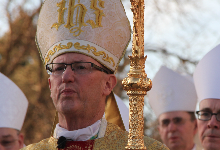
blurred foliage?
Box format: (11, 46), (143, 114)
(0, 2), (55, 145)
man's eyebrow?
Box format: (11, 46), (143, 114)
(1, 134), (13, 138)
(172, 117), (182, 120)
(200, 108), (212, 112)
(161, 119), (170, 122)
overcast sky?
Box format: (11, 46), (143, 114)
(121, 0), (220, 78)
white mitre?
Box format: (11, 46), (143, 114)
(193, 44), (220, 103)
(148, 66), (197, 117)
(0, 73), (28, 130)
(36, 0), (131, 73)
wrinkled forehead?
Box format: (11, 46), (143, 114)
(158, 111), (190, 121)
(52, 52), (100, 64)
(199, 98), (220, 112)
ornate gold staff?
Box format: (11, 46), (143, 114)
(122, 0), (152, 149)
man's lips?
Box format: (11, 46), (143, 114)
(206, 135), (219, 138)
(204, 135), (220, 142)
(203, 130), (220, 140)
(169, 136), (179, 141)
(60, 89), (75, 95)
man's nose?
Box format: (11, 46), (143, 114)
(168, 122), (177, 132)
(62, 66), (75, 83)
(207, 115), (220, 129)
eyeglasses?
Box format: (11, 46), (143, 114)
(196, 111), (220, 122)
(46, 62), (109, 75)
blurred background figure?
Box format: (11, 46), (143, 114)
(0, 73), (28, 150)
(194, 44), (220, 150)
(148, 66), (201, 150)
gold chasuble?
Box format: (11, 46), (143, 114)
(23, 122), (168, 150)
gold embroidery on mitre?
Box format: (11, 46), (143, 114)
(45, 42), (73, 64)
(86, 0), (105, 28)
(45, 42), (115, 67)
(74, 42), (115, 67)
(51, 0), (105, 36)
(51, 0), (67, 30)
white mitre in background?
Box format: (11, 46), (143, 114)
(148, 66), (197, 118)
(193, 44), (220, 103)
(0, 72), (28, 130)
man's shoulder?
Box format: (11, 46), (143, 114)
(21, 137), (57, 150)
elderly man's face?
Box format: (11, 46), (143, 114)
(197, 99), (220, 150)
(158, 111), (197, 150)
(48, 53), (115, 119)
(0, 128), (24, 150)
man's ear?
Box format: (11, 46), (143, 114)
(193, 119), (198, 134)
(18, 133), (24, 149)
(103, 74), (117, 96)
(157, 123), (160, 132)
(48, 77), (51, 90)
(157, 119), (161, 134)
(48, 78), (53, 98)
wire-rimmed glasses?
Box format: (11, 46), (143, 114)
(196, 111), (220, 122)
(46, 62), (109, 75)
